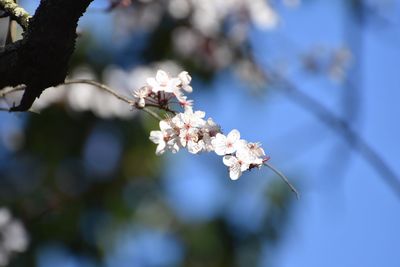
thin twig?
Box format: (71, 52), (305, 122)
(263, 161), (300, 199)
(64, 79), (132, 104)
(63, 79), (163, 121)
(0, 84), (25, 97)
(0, 0), (31, 30)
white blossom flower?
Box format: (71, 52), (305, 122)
(146, 70), (179, 93)
(235, 141), (265, 165)
(211, 129), (241, 156)
(149, 120), (179, 155)
(222, 155), (250, 180)
(178, 71), (193, 93)
(172, 107), (206, 130)
(133, 86), (151, 108)
(247, 142), (265, 158)
(179, 128), (202, 154)
(199, 118), (221, 152)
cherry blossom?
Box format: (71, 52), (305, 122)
(133, 86), (151, 108)
(172, 107), (206, 130)
(179, 128), (202, 154)
(223, 155), (250, 180)
(178, 71), (193, 93)
(211, 129), (241, 156)
(235, 140), (265, 166)
(146, 70), (179, 93)
(149, 120), (180, 155)
(144, 70), (276, 182)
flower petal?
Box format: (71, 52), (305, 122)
(146, 77), (158, 90)
(223, 155), (237, 167)
(149, 131), (163, 144)
(211, 134), (227, 155)
(159, 120), (171, 131)
(156, 142), (166, 155)
(188, 141), (202, 154)
(156, 70), (169, 85)
(138, 98), (145, 108)
(229, 163), (241, 180)
(227, 129), (240, 142)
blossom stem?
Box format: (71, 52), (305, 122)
(63, 79), (165, 121)
(64, 79), (133, 104)
(263, 161), (299, 199)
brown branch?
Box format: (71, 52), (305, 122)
(0, 0), (94, 111)
(62, 79), (164, 121)
(63, 79), (133, 104)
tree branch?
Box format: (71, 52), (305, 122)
(272, 73), (400, 199)
(0, 0), (31, 30)
(0, 0), (94, 111)
(63, 79), (164, 120)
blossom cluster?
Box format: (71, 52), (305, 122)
(137, 70), (269, 180)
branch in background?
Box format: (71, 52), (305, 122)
(241, 40), (400, 198)
(0, 0), (31, 30)
(272, 73), (400, 199)
(321, 0), (365, 187)
(0, 0), (94, 112)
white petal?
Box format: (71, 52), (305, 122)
(171, 142), (180, 153)
(166, 78), (180, 93)
(194, 110), (205, 118)
(149, 131), (163, 144)
(159, 120), (171, 131)
(229, 164), (242, 180)
(146, 77), (158, 90)
(235, 139), (248, 151)
(223, 155), (237, 167)
(184, 106), (194, 114)
(225, 144), (237, 155)
(227, 129), (240, 142)
(183, 85), (193, 93)
(212, 134), (227, 155)
(236, 146), (253, 162)
(156, 70), (169, 85)
(138, 98), (145, 108)
(156, 142), (166, 155)
(178, 71), (191, 84)
(188, 141), (202, 154)
(257, 147), (266, 157)
(240, 162), (250, 172)
(252, 158), (263, 165)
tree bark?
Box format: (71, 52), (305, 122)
(0, 0), (93, 111)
